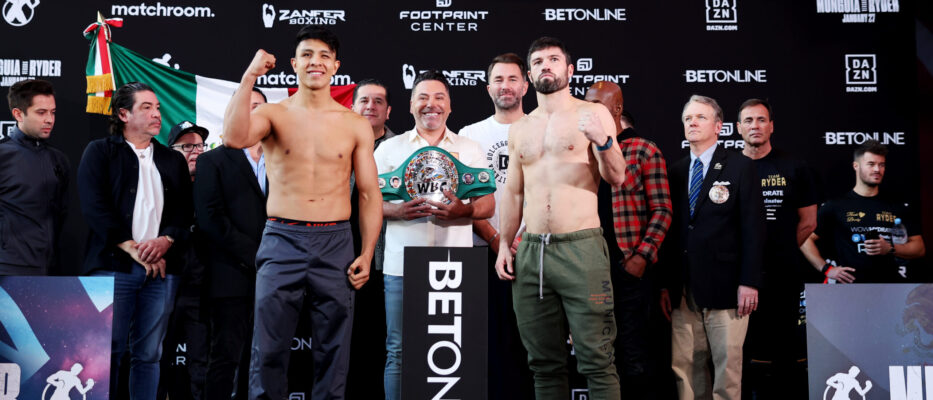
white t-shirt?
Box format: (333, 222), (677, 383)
(127, 142), (164, 243)
(459, 116), (521, 246)
(374, 128), (485, 276)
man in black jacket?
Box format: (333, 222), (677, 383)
(78, 82), (192, 400)
(196, 88), (267, 400)
(660, 95), (765, 400)
(0, 79), (70, 275)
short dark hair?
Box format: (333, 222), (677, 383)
(737, 98), (773, 121)
(621, 110), (635, 127)
(251, 87), (268, 103)
(295, 25), (340, 56)
(353, 79), (391, 104)
(526, 37), (572, 68)
(854, 140), (888, 161)
(411, 70), (451, 96)
(109, 82), (154, 135)
(487, 53), (527, 82)
(7, 79), (54, 114)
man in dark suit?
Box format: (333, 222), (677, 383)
(78, 82), (192, 400)
(195, 87), (268, 400)
(659, 95), (765, 400)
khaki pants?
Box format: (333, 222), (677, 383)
(671, 293), (749, 400)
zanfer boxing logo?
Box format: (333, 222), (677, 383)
(706, 0), (738, 30)
(401, 64), (485, 89)
(261, 3), (345, 28)
(543, 8), (627, 22)
(684, 69), (766, 83)
(399, 0), (489, 32)
(2, 0), (39, 27)
(845, 54), (877, 92)
(110, 2), (214, 18)
(816, 0), (899, 23)
(568, 57), (630, 96)
(0, 58), (62, 87)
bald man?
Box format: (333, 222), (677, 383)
(585, 81), (672, 399)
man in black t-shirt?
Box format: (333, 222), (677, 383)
(737, 99), (818, 399)
(802, 140), (926, 284)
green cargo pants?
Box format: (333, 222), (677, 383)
(512, 228), (620, 400)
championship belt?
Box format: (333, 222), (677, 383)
(378, 146), (496, 204)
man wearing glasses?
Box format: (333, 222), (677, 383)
(166, 120), (210, 399)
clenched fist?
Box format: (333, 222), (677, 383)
(578, 111), (607, 144)
(247, 49), (276, 78)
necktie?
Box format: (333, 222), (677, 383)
(688, 158), (703, 218)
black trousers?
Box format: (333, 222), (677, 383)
(610, 259), (655, 399)
(249, 221), (355, 400)
(206, 296), (253, 400)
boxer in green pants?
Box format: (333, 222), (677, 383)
(494, 36), (627, 400)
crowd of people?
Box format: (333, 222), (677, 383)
(0, 25), (927, 400)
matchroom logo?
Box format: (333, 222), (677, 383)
(705, 0), (737, 31)
(110, 2), (215, 18)
(845, 54), (877, 93)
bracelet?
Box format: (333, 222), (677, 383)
(596, 136), (614, 152)
(820, 262), (832, 275)
(490, 233), (500, 245)
(163, 235), (174, 244)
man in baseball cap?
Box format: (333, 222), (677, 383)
(168, 120), (209, 179)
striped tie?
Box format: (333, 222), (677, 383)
(688, 158), (703, 218)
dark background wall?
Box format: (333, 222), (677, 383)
(2, 0), (930, 398)
(1, 0), (927, 275)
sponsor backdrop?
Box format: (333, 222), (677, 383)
(0, 0), (927, 398)
(806, 284), (933, 400)
(0, 276), (113, 399)
(402, 247), (488, 400)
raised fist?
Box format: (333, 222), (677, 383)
(247, 49), (276, 78)
(578, 111), (606, 144)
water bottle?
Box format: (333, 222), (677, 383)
(892, 217), (908, 278)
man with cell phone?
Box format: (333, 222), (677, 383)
(801, 140), (926, 283)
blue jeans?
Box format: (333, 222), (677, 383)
(97, 265), (179, 400)
(383, 275), (403, 400)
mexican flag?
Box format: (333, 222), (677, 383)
(83, 14), (355, 147)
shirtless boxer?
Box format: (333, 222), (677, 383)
(494, 37), (627, 400)
(223, 25), (382, 400)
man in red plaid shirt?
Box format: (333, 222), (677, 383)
(587, 81), (673, 399)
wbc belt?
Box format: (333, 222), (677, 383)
(378, 146), (496, 203)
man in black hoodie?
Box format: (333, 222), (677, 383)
(0, 79), (70, 275)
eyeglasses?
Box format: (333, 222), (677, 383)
(172, 143), (205, 153)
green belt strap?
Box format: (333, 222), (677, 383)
(378, 146), (496, 202)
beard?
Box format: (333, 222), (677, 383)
(533, 74), (568, 94)
(493, 90), (521, 110)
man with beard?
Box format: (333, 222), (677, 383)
(495, 37), (626, 400)
(459, 52), (534, 399)
(223, 26), (382, 399)
(374, 70), (494, 400)
(801, 140), (925, 283)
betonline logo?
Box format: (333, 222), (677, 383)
(261, 3), (345, 28)
(824, 130), (904, 145)
(543, 8), (626, 21)
(706, 0), (738, 31)
(816, 0), (899, 23)
(401, 64), (485, 89)
(110, 2), (214, 18)
(398, 1), (489, 32)
(568, 57), (630, 96)
(845, 54), (877, 92)
(255, 70), (353, 86)
(3, 0), (39, 27)
(684, 69), (766, 83)
(0, 58), (62, 87)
